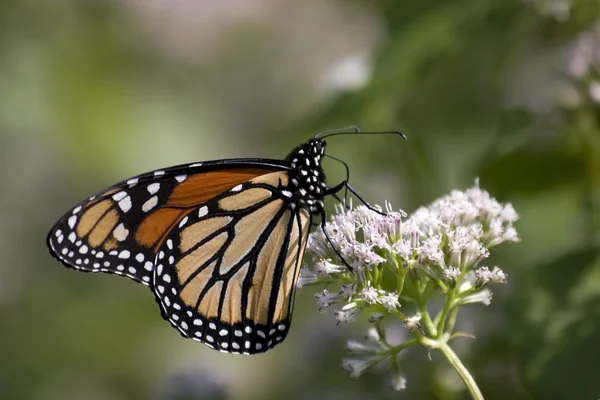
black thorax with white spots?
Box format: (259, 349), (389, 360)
(285, 138), (327, 213)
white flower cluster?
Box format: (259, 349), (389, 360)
(300, 182), (520, 388)
(300, 182), (519, 326)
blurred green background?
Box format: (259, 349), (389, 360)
(1, 0), (599, 399)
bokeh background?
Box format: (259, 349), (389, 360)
(1, 0), (599, 399)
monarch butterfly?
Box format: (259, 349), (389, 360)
(47, 128), (405, 354)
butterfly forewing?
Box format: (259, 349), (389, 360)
(47, 161), (285, 285)
(153, 171), (312, 354)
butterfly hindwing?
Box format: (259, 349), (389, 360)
(47, 160), (288, 285)
(153, 171), (311, 354)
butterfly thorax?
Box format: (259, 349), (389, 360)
(285, 138), (327, 213)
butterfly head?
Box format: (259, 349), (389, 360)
(286, 138), (327, 213)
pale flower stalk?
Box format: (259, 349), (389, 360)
(298, 181), (520, 399)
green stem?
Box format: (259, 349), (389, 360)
(415, 282), (436, 336)
(397, 270), (406, 294)
(387, 338), (418, 353)
(446, 306), (459, 334)
(436, 291), (454, 338)
(438, 342), (484, 400)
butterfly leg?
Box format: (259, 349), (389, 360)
(319, 207), (354, 271)
(325, 181), (385, 216)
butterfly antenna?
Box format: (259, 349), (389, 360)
(316, 126), (407, 140)
(315, 125), (360, 138)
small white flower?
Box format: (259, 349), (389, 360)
(462, 240), (489, 268)
(392, 238), (413, 261)
(475, 266), (492, 285)
(418, 235), (445, 267)
(364, 326), (381, 342)
(360, 284), (379, 305)
(448, 227), (472, 254)
(351, 243), (385, 267)
(307, 231), (335, 260)
(460, 288), (493, 306)
(342, 357), (379, 380)
(491, 266), (507, 283)
(403, 314), (422, 332)
(443, 267), (461, 281)
(313, 259), (345, 276)
(334, 303), (362, 327)
(379, 292), (400, 311)
(345, 340), (379, 355)
(500, 203), (519, 223)
(339, 283), (356, 299)
(297, 269), (319, 287)
(503, 226), (520, 243)
(486, 220), (504, 245)
(382, 211), (404, 240)
(315, 289), (340, 311)
(391, 370), (407, 391)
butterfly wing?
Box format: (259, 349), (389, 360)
(47, 159), (289, 285)
(153, 171), (311, 354)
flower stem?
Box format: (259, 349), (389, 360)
(438, 342), (484, 400)
(436, 291), (454, 338)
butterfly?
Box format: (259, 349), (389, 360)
(47, 127), (405, 354)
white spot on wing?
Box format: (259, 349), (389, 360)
(68, 215), (77, 229)
(113, 223), (129, 241)
(178, 216), (189, 227)
(118, 196), (132, 213)
(154, 170), (165, 176)
(198, 206), (208, 218)
(112, 191), (128, 201)
(142, 196), (158, 212)
(147, 183), (160, 194)
(175, 175), (187, 182)
(231, 184), (243, 192)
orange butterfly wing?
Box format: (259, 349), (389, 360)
(47, 161), (287, 285)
